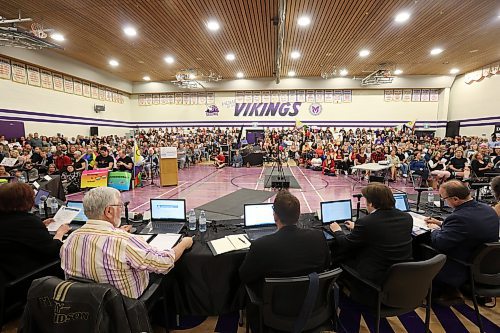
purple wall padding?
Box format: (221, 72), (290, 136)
(0, 120), (25, 139)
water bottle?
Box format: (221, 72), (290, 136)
(427, 187), (434, 205)
(50, 198), (59, 214)
(199, 210), (207, 233)
(188, 209), (196, 231)
(38, 201), (45, 212)
(19, 175), (26, 183)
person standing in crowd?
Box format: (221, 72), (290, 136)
(94, 146), (114, 170)
(425, 180), (499, 303)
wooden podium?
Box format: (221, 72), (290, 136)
(159, 147), (178, 186)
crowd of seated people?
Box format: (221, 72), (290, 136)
(1, 128), (499, 192)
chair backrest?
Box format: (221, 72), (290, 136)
(381, 254), (446, 308)
(19, 276), (151, 333)
(262, 268), (342, 332)
(472, 242), (500, 286)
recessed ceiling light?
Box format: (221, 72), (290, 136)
(288, 70), (296, 77)
(236, 72), (244, 78)
(206, 20), (220, 31)
(394, 69), (403, 75)
(189, 73), (196, 79)
(123, 26), (137, 37)
(50, 33), (65, 42)
(297, 16), (311, 26)
(143, 76), (151, 81)
(359, 49), (370, 57)
(164, 56), (175, 64)
(450, 68), (460, 74)
(469, 49), (479, 53)
(109, 59), (119, 67)
(225, 53), (236, 61)
(290, 51), (301, 59)
(394, 12), (411, 23)
(339, 69), (348, 76)
(430, 48), (443, 55)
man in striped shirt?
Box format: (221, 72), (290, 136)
(60, 187), (193, 298)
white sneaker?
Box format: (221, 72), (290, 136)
(403, 174), (408, 178)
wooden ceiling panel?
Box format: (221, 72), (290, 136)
(0, 0), (499, 82)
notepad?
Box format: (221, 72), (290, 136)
(135, 234), (154, 243)
(207, 234), (251, 256)
(149, 233), (181, 251)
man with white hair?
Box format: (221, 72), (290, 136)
(60, 187), (193, 298)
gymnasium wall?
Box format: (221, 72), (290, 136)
(0, 48), (133, 137)
(448, 73), (500, 137)
(129, 89), (445, 131)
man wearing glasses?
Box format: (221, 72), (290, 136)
(424, 180), (498, 303)
(60, 187), (193, 299)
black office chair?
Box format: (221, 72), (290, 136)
(341, 254), (446, 333)
(445, 242), (500, 333)
(0, 260), (61, 330)
(245, 268), (342, 333)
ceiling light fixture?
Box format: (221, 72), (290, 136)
(339, 69), (348, 76)
(297, 16), (311, 26)
(288, 70), (296, 77)
(450, 68), (460, 74)
(143, 76), (151, 81)
(50, 33), (65, 42)
(394, 69), (403, 75)
(394, 12), (411, 23)
(430, 48), (443, 55)
(109, 59), (119, 67)
(123, 26), (137, 37)
(225, 53), (235, 61)
(206, 20), (220, 31)
(164, 56), (175, 64)
(290, 51), (301, 59)
(359, 49), (370, 57)
(236, 72), (244, 78)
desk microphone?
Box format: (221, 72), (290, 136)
(124, 201), (130, 225)
(352, 194), (362, 220)
(40, 195), (48, 218)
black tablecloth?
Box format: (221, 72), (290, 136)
(37, 175), (66, 202)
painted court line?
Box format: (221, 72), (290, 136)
(130, 181), (188, 212)
(255, 166), (265, 190)
(294, 166), (325, 202)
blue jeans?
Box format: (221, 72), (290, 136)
(400, 163), (409, 175)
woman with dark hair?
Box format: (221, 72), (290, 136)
(0, 182), (70, 280)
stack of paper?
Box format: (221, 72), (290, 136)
(207, 234), (251, 256)
(47, 206), (81, 232)
(148, 233), (181, 251)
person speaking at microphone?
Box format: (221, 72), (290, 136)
(0, 182), (70, 281)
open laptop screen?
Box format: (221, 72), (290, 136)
(34, 189), (50, 206)
(66, 201), (88, 222)
(321, 200), (352, 224)
(150, 199), (186, 221)
(244, 203), (275, 228)
(394, 193), (410, 212)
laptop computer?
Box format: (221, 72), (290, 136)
(147, 199), (186, 234)
(320, 199), (353, 236)
(244, 203), (277, 241)
(393, 193), (429, 231)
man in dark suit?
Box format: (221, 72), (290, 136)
(425, 180), (499, 301)
(329, 183), (413, 306)
(239, 190), (331, 291)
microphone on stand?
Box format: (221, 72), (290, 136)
(124, 201), (130, 224)
(352, 193), (362, 221)
(40, 195), (49, 218)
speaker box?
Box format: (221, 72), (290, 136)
(369, 175), (385, 183)
(445, 121), (460, 137)
(90, 126), (99, 136)
(271, 175), (290, 189)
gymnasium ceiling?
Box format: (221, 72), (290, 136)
(1, 0), (500, 82)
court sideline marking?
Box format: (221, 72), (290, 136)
(255, 165), (265, 190)
(294, 166), (325, 202)
(286, 166), (312, 212)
